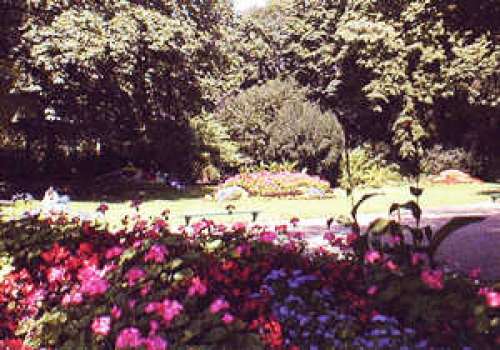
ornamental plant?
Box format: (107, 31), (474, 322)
(219, 171), (331, 198)
(0, 203), (499, 349)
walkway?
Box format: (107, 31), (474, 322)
(289, 202), (500, 280)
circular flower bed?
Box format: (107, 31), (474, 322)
(0, 207), (499, 349)
(219, 171), (331, 198)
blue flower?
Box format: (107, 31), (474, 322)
(317, 315), (329, 323)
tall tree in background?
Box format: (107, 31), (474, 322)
(278, 0), (499, 160)
(5, 0), (240, 176)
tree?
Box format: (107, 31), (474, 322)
(279, 0), (499, 159)
(6, 0), (240, 177)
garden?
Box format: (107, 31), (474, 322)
(1, 0), (499, 349)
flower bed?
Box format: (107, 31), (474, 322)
(0, 208), (499, 349)
(219, 171), (331, 198)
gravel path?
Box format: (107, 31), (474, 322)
(284, 202), (500, 280)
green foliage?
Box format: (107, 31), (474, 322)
(421, 145), (483, 176)
(342, 198), (496, 347)
(240, 161), (298, 174)
(268, 100), (345, 180)
(278, 0), (499, 158)
(218, 78), (344, 178)
(340, 146), (402, 189)
(3, 0), (242, 177)
(216, 78), (309, 164)
(190, 112), (243, 179)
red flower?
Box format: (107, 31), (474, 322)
(41, 243), (69, 264)
(0, 339), (33, 350)
(346, 232), (359, 246)
(78, 242), (94, 256)
(275, 225), (287, 233)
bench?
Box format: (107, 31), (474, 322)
(491, 194), (500, 203)
(184, 210), (261, 226)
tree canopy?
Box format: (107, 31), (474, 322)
(0, 0), (498, 180)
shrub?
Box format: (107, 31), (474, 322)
(219, 171), (331, 197)
(218, 78), (345, 180)
(268, 100), (344, 181)
(420, 145), (483, 176)
(240, 161), (298, 174)
(216, 78), (309, 165)
(190, 112), (244, 181)
(339, 145), (402, 189)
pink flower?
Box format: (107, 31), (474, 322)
(61, 288), (83, 306)
(141, 282), (152, 297)
(91, 315), (111, 336)
(116, 327), (144, 349)
(323, 231), (335, 241)
(385, 260), (399, 272)
(144, 336), (167, 350)
(125, 267), (146, 287)
(234, 244), (250, 256)
(232, 222), (246, 233)
(78, 266), (109, 296)
(149, 320), (160, 336)
(260, 231), (277, 243)
(364, 250), (382, 264)
(105, 246), (124, 260)
(188, 277), (207, 297)
(145, 299), (183, 324)
(111, 305), (122, 320)
(420, 269), (444, 290)
(80, 277), (108, 296)
(46, 266), (67, 284)
(144, 244), (168, 264)
(367, 285), (378, 296)
(222, 313), (235, 324)
(210, 298), (230, 314)
(485, 291), (500, 308)
(290, 217), (300, 227)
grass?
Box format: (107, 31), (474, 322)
(3, 182), (499, 227)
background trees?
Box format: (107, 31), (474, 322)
(0, 0), (498, 183)
(276, 0), (499, 164)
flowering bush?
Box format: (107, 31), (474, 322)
(0, 205), (499, 349)
(219, 171), (331, 198)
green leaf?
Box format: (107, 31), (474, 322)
(366, 218), (394, 236)
(351, 192), (383, 222)
(389, 201), (421, 224)
(410, 186), (423, 197)
(202, 327), (228, 343)
(205, 239), (223, 253)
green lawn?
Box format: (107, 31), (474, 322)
(4, 182), (499, 228)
